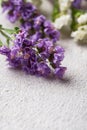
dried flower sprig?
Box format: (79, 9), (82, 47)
(0, 0), (66, 78)
(0, 26), (66, 78)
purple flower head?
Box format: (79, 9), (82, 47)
(37, 62), (51, 77)
(54, 46), (65, 53)
(44, 20), (52, 28)
(21, 21), (32, 31)
(2, 2), (11, 12)
(7, 9), (20, 23)
(20, 2), (36, 20)
(33, 15), (46, 30)
(72, 0), (82, 9)
(53, 52), (64, 66)
(53, 46), (65, 67)
(9, 0), (24, 5)
(44, 27), (60, 43)
(0, 46), (11, 56)
(30, 32), (42, 43)
(36, 38), (54, 60)
(44, 20), (60, 42)
(37, 38), (53, 54)
(54, 67), (67, 79)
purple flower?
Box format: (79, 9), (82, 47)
(54, 46), (65, 53)
(54, 67), (67, 79)
(53, 53), (64, 66)
(37, 62), (51, 77)
(72, 0), (82, 9)
(7, 9), (20, 23)
(2, 0), (22, 22)
(37, 38), (53, 50)
(21, 21), (32, 31)
(33, 15), (46, 30)
(20, 3), (36, 20)
(53, 46), (65, 67)
(10, 0), (24, 5)
(30, 32), (42, 43)
(0, 46), (11, 56)
(44, 27), (60, 43)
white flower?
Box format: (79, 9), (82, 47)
(77, 13), (87, 25)
(58, 0), (74, 12)
(54, 14), (72, 30)
(71, 25), (87, 43)
(27, 0), (42, 6)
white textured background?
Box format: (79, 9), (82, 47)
(0, 2), (87, 130)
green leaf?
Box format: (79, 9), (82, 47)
(52, 0), (60, 21)
(14, 27), (20, 33)
(0, 25), (20, 47)
(0, 25), (2, 29)
(2, 28), (15, 34)
(0, 40), (3, 47)
(1, 27), (20, 35)
(6, 38), (10, 46)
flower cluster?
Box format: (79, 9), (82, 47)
(2, 0), (59, 42)
(53, 0), (87, 43)
(0, 30), (66, 78)
(72, 0), (82, 9)
(0, 0), (66, 78)
(53, 0), (82, 30)
(71, 13), (87, 43)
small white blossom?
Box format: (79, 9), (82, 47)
(71, 25), (87, 43)
(77, 13), (87, 25)
(54, 14), (72, 30)
(58, 0), (74, 12)
(27, 0), (42, 6)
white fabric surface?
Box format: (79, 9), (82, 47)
(0, 5), (87, 130)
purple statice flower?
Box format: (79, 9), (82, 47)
(20, 3), (36, 20)
(10, 0), (24, 5)
(54, 67), (67, 79)
(37, 63), (51, 77)
(30, 32), (42, 43)
(0, 46), (11, 56)
(21, 21), (32, 31)
(33, 15), (46, 30)
(0, 30), (66, 78)
(72, 0), (82, 9)
(1, 0), (66, 78)
(53, 46), (65, 67)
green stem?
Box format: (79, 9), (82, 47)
(52, 0), (60, 21)
(0, 28), (12, 46)
(0, 25), (20, 47)
(0, 29), (11, 40)
(71, 7), (85, 31)
(0, 0), (3, 7)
